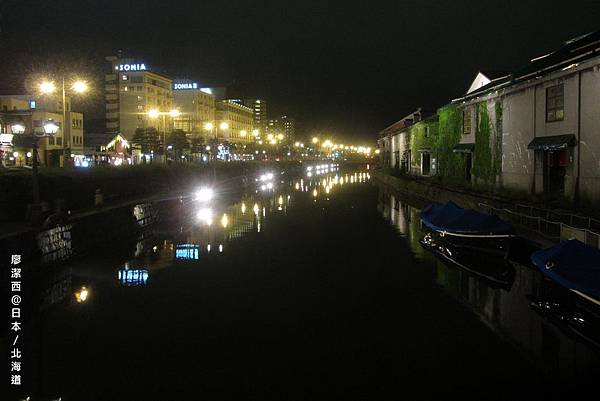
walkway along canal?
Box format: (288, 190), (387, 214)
(4, 166), (600, 400)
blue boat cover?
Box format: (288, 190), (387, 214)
(419, 201), (513, 235)
(531, 239), (600, 301)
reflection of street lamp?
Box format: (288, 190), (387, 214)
(39, 78), (88, 166)
(12, 119), (59, 226)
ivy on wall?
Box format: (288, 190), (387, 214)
(435, 105), (464, 181)
(471, 101), (504, 185)
(409, 120), (437, 169)
(493, 101), (503, 182)
(473, 102), (494, 183)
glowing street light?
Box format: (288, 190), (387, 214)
(169, 109), (181, 118)
(43, 120), (60, 135)
(252, 129), (260, 137)
(148, 108), (160, 119)
(312, 137), (319, 144)
(75, 286), (90, 303)
(11, 123), (25, 135)
(240, 130), (247, 137)
(39, 81), (56, 94)
(11, 119), (60, 226)
(219, 122), (229, 130)
(39, 77), (90, 165)
(71, 80), (88, 93)
(204, 122), (214, 131)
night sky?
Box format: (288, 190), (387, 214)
(1, 0), (599, 143)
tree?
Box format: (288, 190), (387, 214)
(132, 127), (160, 162)
(190, 134), (205, 155)
(165, 129), (190, 161)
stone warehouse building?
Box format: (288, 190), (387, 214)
(379, 30), (600, 204)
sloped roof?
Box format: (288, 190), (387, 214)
(456, 30), (600, 102)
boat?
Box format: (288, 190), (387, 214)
(528, 287), (600, 351)
(419, 201), (515, 257)
(531, 239), (600, 308)
(420, 232), (515, 289)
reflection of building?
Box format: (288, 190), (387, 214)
(105, 54), (173, 139)
(377, 182), (600, 375)
(0, 95), (84, 167)
(118, 268), (149, 287)
(215, 100), (254, 144)
(172, 81), (216, 135)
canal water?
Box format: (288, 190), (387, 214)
(6, 167), (600, 400)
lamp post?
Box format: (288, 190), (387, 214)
(203, 121), (229, 182)
(148, 108), (179, 163)
(39, 78), (88, 167)
(11, 119), (60, 226)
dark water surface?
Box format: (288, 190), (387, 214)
(6, 168), (600, 400)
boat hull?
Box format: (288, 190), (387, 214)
(420, 232), (516, 289)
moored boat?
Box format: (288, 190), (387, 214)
(420, 232), (516, 289)
(420, 201), (515, 257)
(531, 239), (600, 307)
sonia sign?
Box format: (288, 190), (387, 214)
(173, 82), (199, 90)
(115, 63), (147, 71)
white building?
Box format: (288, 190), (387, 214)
(454, 30), (600, 203)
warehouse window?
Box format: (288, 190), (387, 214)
(462, 108), (472, 135)
(546, 84), (564, 122)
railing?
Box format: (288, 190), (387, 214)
(478, 202), (600, 248)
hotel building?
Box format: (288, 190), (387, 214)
(215, 100), (254, 144)
(243, 98), (267, 134)
(172, 81), (216, 135)
(105, 55), (173, 140)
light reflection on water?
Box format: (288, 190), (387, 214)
(377, 184), (600, 376)
(115, 170), (372, 278)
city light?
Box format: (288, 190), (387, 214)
(219, 122), (229, 130)
(194, 187), (214, 202)
(169, 109), (181, 118)
(204, 122), (214, 130)
(11, 123), (25, 134)
(252, 129), (260, 137)
(43, 120), (60, 135)
(148, 109), (160, 118)
(221, 213), (229, 228)
(71, 80), (88, 93)
(197, 208), (213, 225)
(240, 130), (247, 137)
(75, 286), (89, 303)
(312, 137), (319, 143)
(40, 81), (56, 94)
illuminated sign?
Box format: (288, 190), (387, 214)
(200, 88), (212, 94)
(173, 82), (198, 90)
(115, 63), (147, 71)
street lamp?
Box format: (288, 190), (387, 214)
(203, 121), (229, 181)
(11, 119), (60, 226)
(147, 109), (179, 162)
(39, 78), (88, 167)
